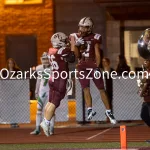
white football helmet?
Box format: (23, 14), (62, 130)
(51, 32), (68, 48)
(78, 17), (94, 36)
(40, 52), (49, 66)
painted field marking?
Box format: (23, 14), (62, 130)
(86, 127), (112, 140)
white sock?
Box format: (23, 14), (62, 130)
(106, 109), (111, 112)
(87, 107), (92, 111)
(36, 110), (42, 127)
(44, 118), (50, 125)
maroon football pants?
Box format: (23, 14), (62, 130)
(49, 78), (67, 108)
(77, 60), (104, 89)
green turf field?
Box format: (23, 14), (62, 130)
(0, 142), (150, 150)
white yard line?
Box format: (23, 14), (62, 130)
(86, 127), (112, 140)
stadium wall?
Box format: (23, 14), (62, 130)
(0, 0), (54, 68)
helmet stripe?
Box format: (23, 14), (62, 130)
(57, 47), (65, 54)
(82, 17), (87, 24)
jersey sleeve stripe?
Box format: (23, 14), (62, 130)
(62, 54), (68, 57)
(57, 47), (65, 54)
(94, 34), (101, 40)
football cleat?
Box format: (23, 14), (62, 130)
(105, 110), (117, 125)
(87, 109), (96, 120)
(30, 129), (41, 135)
(40, 120), (50, 137)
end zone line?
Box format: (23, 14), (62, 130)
(86, 127), (112, 140)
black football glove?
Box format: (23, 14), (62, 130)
(65, 51), (75, 63)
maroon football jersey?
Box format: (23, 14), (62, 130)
(70, 33), (102, 59)
(70, 33), (104, 89)
(48, 47), (71, 74)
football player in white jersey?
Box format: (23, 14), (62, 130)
(30, 52), (54, 135)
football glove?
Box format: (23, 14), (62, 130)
(75, 37), (84, 47)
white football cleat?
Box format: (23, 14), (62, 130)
(30, 129), (41, 135)
(105, 110), (117, 125)
(40, 120), (50, 137)
(87, 109), (96, 120)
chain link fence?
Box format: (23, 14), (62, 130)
(0, 79), (30, 124)
(0, 77), (143, 127)
(76, 77), (143, 123)
(113, 77), (143, 120)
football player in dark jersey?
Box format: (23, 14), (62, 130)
(138, 29), (150, 130)
(40, 32), (75, 136)
(70, 17), (116, 124)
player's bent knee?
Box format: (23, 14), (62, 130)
(51, 91), (64, 108)
(51, 95), (61, 108)
(51, 101), (60, 108)
(46, 101), (51, 106)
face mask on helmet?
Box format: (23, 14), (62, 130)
(40, 52), (50, 66)
(78, 26), (91, 37)
(41, 58), (49, 66)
